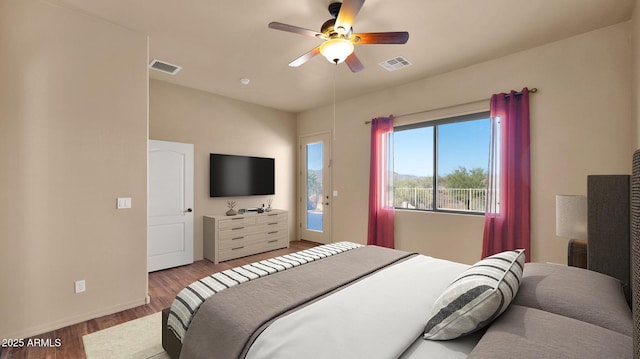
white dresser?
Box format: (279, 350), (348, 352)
(203, 209), (289, 264)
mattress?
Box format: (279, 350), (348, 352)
(243, 253), (471, 359)
(167, 241), (363, 342)
(170, 243), (479, 359)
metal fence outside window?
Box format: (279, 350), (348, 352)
(394, 187), (487, 212)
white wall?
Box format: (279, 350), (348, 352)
(298, 23), (633, 265)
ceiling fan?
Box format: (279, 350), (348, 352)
(268, 0), (409, 73)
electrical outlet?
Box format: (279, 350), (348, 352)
(75, 280), (86, 294)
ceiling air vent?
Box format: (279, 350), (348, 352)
(149, 59), (182, 75)
(378, 56), (412, 72)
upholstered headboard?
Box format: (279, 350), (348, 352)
(631, 150), (640, 358)
(588, 175), (631, 302)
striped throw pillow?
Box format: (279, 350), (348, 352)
(423, 249), (525, 340)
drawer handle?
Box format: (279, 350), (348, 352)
(268, 231), (279, 235)
(268, 213), (278, 216)
(232, 246), (244, 251)
(232, 236), (244, 240)
(268, 240), (278, 244)
(232, 227), (245, 230)
(231, 218), (244, 220)
(268, 222), (278, 225)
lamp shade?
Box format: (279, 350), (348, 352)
(555, 195), (587, 240)
(319, 38), (354, 64)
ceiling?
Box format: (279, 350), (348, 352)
(52, 0), (635, 113)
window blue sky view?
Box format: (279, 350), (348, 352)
(305, 118), (490, 176)
(394, 127), (433, 177)
(306, 142), (323, 171)
(394, 118), (490, 176)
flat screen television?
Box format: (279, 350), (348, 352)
(210, 153), (275, 197)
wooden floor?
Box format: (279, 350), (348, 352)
(0, 240), (319, 359)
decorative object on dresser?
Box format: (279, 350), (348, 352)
(587, 175), (630, 303)
(203, 209), (289, 264)
(225, 200), (237, 216)
(555, 195), (587, 268)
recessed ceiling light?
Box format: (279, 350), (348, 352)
(240, 78), (250, 85)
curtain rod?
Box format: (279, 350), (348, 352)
(364, 87), (538, 124)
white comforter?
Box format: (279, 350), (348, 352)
(246, 254), (472, 359)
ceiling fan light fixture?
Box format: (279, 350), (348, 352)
(319, 38), (354, 64)
(268, 0), (409, 72)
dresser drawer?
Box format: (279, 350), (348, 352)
(218, 216), (257, 229)
(218, 224), (261, 239)
(220, 220), (286, 239)
(218, 236), (288, 262)
(218, 231), (267, 249)
(219, 223), (287, 247)
(203, 210), (289, 264)
(257, 212), (288, 224)
(257, 220), (287, 234)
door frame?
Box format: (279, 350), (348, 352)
(298, 131), (332, 244)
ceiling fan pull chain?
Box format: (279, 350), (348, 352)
(333, 64), (337, 141)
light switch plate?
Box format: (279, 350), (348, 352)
(117, 197), (132, 209)
(75, 280), (86, 294)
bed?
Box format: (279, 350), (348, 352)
(161, 150), (640, 359)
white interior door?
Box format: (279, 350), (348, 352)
(148, 140), (194, 272)
(299, 132), (332, 244)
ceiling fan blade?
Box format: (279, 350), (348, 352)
(269, 22), (324, 39)
(352, 32), (409, 44)
(288, 46), (321, 67)
(345, 53), (364, 73)
(335, 0), (365, 34)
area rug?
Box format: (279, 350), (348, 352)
(83, 312), (170, 359)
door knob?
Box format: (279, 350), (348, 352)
(186, 208), (193, 213)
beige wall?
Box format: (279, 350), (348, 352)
(149, 80), (297, 260)
(634, 0), (640, 148)
(0, 0), (148, 339)
(0, 0), (635, 341)
(298, 23), (633, 265)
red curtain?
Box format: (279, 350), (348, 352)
(482, 89), (531, 261)
(367, 116), (395, 248)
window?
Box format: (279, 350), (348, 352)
(393, 112), (491, 214)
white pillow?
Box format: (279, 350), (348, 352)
(423, 249), (525, 340)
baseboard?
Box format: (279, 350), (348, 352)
(3, 297), (147, 340)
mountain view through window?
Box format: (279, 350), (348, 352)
(393, 113), (491, 213)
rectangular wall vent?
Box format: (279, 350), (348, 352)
(378, 56), (412, 72)
(149, 59), (182, 75)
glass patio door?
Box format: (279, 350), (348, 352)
(299, 132), (331, 244)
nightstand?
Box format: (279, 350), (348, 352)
(567, 239), (587, 269)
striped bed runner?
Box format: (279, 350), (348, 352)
(167, 241), (363, 342)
